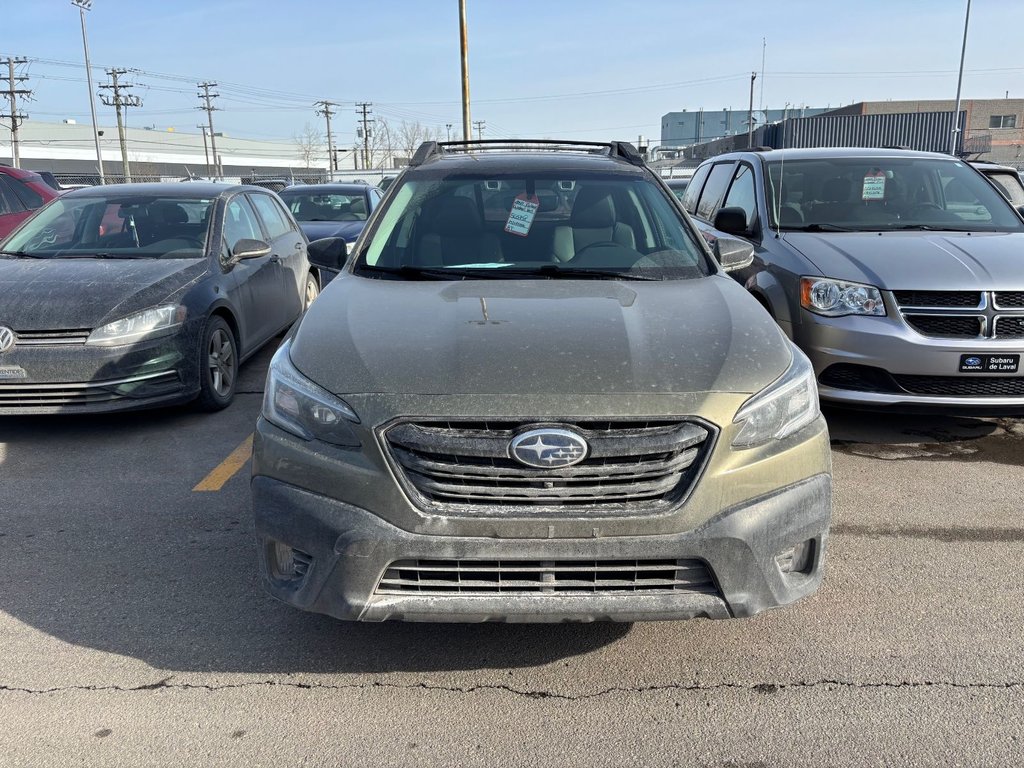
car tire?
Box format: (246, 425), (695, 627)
(304, 271), (320, 309)
(195, 315), (238, 412)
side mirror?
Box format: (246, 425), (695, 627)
(1016, 204), (1024, 218)
(232, 238), (272, 260)
(714, 236), (755, 272)
(307, 237), (348, 271)
(713, 206), (752, 237)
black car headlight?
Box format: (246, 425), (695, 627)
(86, 305), (186, 346)
(262, 339), (361, 447)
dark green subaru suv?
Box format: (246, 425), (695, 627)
(251, 140), (832, 623)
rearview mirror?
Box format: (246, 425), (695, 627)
(232, 238), (272, 260)
(714, 237), (755, 272)
(308, 237), (348, 271)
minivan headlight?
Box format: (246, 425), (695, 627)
(800, 277), (885, 317)
(86, 305), (186, 346)
(263, 339), (360, 447)
(732, 346), (820, 448)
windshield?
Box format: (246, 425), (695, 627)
(280, 190), (368, 222)
(766, 157), (1024, 233)
(355, 172), (710, 280)
(1, 194), (214, 258)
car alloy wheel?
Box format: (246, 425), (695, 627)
(196, 316), (238, 411)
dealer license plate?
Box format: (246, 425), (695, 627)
(0, 366), (27, 380)
(959, 354), (1020, 374)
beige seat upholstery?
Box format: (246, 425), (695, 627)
(553, 187), (635, 262)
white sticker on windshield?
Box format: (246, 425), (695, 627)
(862, 171), (886, 200)
(504, 193), (540, 237)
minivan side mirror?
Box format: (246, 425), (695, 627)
(232, 238), (272, 260)
(307, 237), (348, 271)
(714, 236), (755, 272)
(713, 206), (753, 238)
(1016, 204), (1024, 218)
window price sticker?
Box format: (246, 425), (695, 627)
(862, 170), (886, 200)
(504, 193), (540, 237)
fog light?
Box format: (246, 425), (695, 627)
(268, 540), (313, 580)
(776, 539), (815, 575)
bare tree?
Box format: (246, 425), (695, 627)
(396, 120), (438, 159)
(294, 122), (325, 170)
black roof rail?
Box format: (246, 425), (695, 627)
(407, 139), (646, 167)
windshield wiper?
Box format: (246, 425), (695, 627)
(779, 223), (859, 232)
(66, 252), (150, 259)
(357, 264), (460, 280)
(491, 265), (662, 281)
(888, 224), (973, 232)
(0, 249), (47, 258)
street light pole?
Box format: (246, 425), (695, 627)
(950, 0), (972, 155)
(72, 0), (105, 184)
(458, 0), (471, 141)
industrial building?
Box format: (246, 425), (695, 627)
(660, 106), (830, 147)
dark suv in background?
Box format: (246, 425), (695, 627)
(685, 147), (1024, 411)
(0, 165), (61, 238)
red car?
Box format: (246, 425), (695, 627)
(0, 166), (62, 239)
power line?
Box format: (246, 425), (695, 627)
(1, 57), (31, 168)
(99, 68), (142, 182)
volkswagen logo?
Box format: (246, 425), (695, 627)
(509, 428), (589, 469)
(0, 326), (14, 354)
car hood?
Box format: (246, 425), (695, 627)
(783, 231), (1024, 289)
(0, 258), (208, 330)
(289, 275), (791, 397)
(298, 221), (365, 242)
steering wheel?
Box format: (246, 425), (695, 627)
(569, 240), (623, 263)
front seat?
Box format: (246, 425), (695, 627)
(418, 196), (502, 266)
(553, 187), (635, 262)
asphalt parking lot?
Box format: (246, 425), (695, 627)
(1, 342), (1022, 767)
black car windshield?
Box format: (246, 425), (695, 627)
(2, 194), (214, 258)
(355, 172), (710, 280)
(766, 157), (1024, 233)
(280, 191), (368, 222)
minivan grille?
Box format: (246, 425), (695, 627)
(383, 419), (713, 515)
(893, 290), (1024, 339)
(375, 558), (719, 596)
(893, 375), (1024, 397)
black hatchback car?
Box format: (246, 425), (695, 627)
(0, 183), (314, 414)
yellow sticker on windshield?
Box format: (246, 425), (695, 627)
(504, 193), (540, 237)
(862, 171), (886, 200)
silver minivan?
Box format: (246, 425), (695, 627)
(686, 147), (1024, 410)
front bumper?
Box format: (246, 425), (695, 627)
(0, 326), (200, 414)
(795, 310), (1024, 409)
(252, 473), (832, 623)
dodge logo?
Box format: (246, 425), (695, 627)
(0, 326), (14, 354)
(510, 428), (589, 469)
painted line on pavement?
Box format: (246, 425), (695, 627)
(193, 433), (254, 492)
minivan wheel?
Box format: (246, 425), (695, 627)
(304, 272), (320, 309)
(195, 316), (238, 412)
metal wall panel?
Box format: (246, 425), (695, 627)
(765, 111), (963, 153)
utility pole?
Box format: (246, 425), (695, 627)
(314, 100), (339, 180)
(196, 125), (210, 177)
(72, 0), (104, 184)
(1, 57), (30, 168)
(459, 0), (471, 141)
(99, 68), (141, 182)
(197, 82), (220, 178)
(473, 120), (485, 141)
(445, 123), (453, 141)
(356, 102), (373, 169)
(950, 0), (972, 155)
(747, 72), (757, 148)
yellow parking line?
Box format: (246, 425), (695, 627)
(193, 433), (254, 492)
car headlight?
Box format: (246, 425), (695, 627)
(800, 277), (885, 317)
(262, 339), (360, 447)
(732, 346), (820, 448)
(86, 305), (186, 346)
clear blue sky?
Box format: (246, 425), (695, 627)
(2, 0), (1022, 147)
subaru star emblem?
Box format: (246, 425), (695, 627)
(0, 326), (14, 354)
(964, 356), (982, 367)
(509, 428), (589, 469)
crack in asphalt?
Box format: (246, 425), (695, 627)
(0, 677), (1021, 700)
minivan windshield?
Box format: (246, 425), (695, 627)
(279, 190), (368, 222)
(766, 157), (1024, 233)
(355, 172), (710, 280)
(2, 194), (214, 258)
